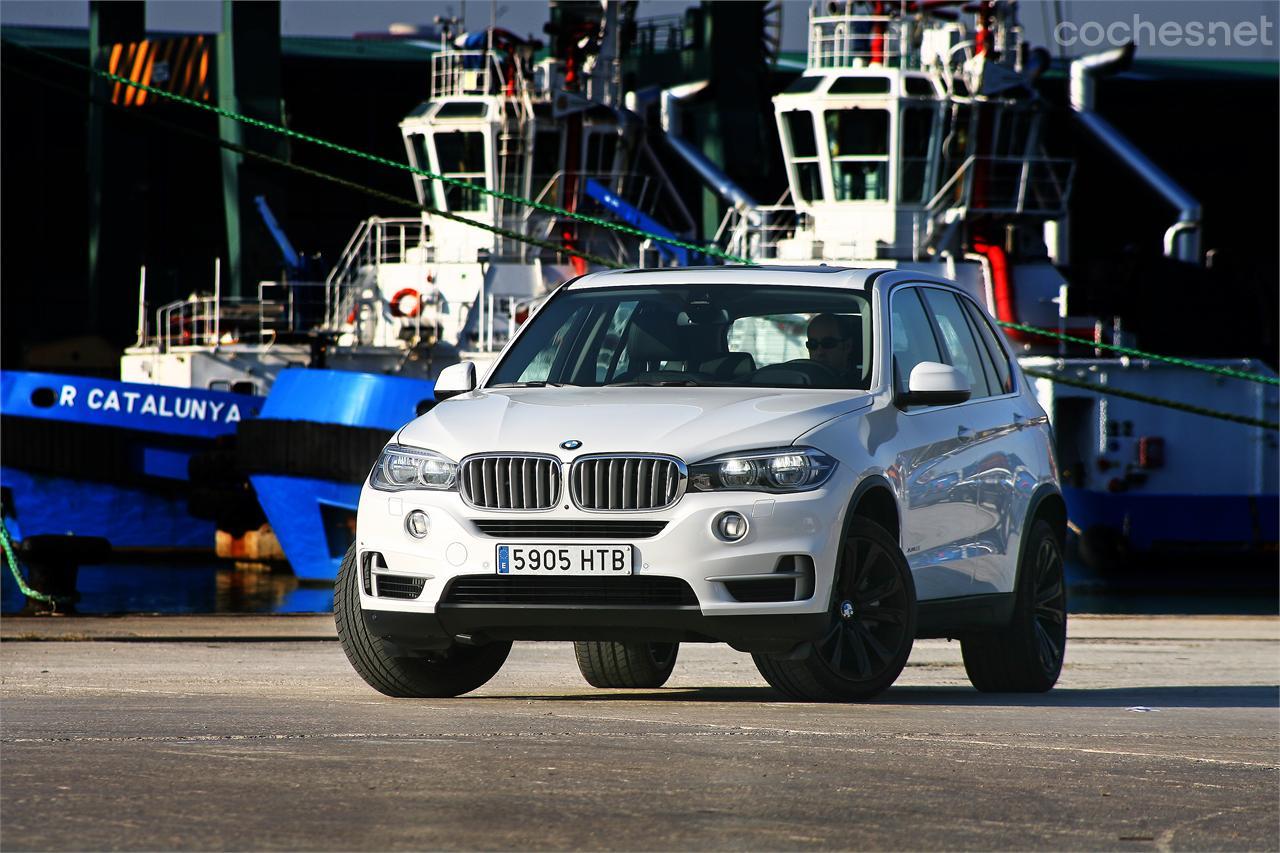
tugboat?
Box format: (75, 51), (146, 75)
(713, 0), (1278, 571)
(3, 2), (703, 583)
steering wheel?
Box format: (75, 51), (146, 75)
(751, 359), (841, 387)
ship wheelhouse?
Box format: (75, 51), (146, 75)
(746, 3), (1071, 269)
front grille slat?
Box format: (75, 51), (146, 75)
(483, 460), (496, 507)
(442, 575), (696, 606)
(375, 573), (426, 600)
(570, 455), (684, 512)
(461, 454), (560, 511)
(472, 520), (667, 538)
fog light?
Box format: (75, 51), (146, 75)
(713, 511), (749, 542)
(405, 510), (430, 539)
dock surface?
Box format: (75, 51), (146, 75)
(3, 614), (1277, 850)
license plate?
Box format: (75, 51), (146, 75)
(496, 544), (632, 576)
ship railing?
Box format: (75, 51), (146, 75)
(461, 294), (523, 354)
(715, 204), (808, 261)
(147, 281), (329, 353)
(923, 154), (1075, 219)
(807, 13), (915, 70)
(324, 217), (430, 330)
(632, 14), (694, 55)
(431, 50), (514, 99)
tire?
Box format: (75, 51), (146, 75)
(574, 641), (679, 688)
(961, 519), (1067, 692)
(753, 517), (916, 702)
(334, 546), (510, 697)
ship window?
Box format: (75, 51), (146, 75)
(825, 108), (889, 201)
(432, 130), (488, 212)
(899, 105), (936, 205)
(784, 76), (823, 94)
(783, 111), (824, 203)
(827, 76), (890, 95)
(434, 101), (489, 119)
(783, 110), (817, 158)
(904, 77), (935, 97)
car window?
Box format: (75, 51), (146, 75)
(728, 315), (810, 367)
(593, 300), (638, 383)
(491, 284), (873, 389)
(961, 297), (1014, 394)
(515, 305), (589, 382)
(920, 288), (994, 398)
(890, 288), (941, 391)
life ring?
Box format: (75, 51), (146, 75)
(390, 288), (423, 318)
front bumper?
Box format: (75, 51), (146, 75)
(354, 467), (853, 653)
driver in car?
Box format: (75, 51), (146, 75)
(805, 313), (859, 384)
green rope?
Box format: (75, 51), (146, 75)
(4, 40), (749, 266)
(1, 59), (625, 271)
(999, 320), (1279, 387)
(0, 512), (70, 609)
(1021, 368), (1280, 431)
(10, 43), (1276, 434)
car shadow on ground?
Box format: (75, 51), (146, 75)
(490, 684), (1279, 708)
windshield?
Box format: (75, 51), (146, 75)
(488, 284), (873, 390)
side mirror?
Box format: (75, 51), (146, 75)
(896, 361), (970, 408)
(434, 361), (477, 401)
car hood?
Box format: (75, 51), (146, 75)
(398, 387), (873, 462)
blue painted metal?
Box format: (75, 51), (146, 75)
(584, 178), (690, 266)
(0, 371), (260, 551)
(0, 468), (216, 548)
(253, 194), (305, 274)
(249, 474), (359, 582)
(1064, 486), (1280, 551)
(257, 368), (434, 429)
(1, 371), (259, 439)
(249, 369), (436, 581)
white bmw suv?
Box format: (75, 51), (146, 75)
(336, 266), (1067, 701)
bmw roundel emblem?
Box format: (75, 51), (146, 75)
(560, 439), (582, 450)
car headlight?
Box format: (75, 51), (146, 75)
(369, 444), (458, 492)
(688, 447), (836, 493)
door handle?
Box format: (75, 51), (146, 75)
(957, 425), (973, 441)
(1012, 412), (1026, 430)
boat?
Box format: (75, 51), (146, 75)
(0, 368), (259, 553)
(3, 1), (705, 584)
(710, 0), (1278, 571)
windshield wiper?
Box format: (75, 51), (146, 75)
(487, 381), (579, 389)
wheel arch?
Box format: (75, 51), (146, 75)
(1012, 484), (1068, 591)
(846, 474), (901, 545)
(1026, 485), (1067, 546)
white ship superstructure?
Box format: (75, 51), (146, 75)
(715, 0), (1277, 566)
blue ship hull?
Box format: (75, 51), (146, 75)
(0, 469), (215, 550)
(0, 371), (260, 551)
(242, 368), (435, 581)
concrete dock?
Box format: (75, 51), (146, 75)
(2, 614), (1277, 850)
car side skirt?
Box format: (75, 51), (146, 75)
(915, 593), (1016, 639)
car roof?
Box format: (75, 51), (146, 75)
(564, 265), (958, 292)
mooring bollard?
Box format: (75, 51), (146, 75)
(16, 535), (111, 615)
